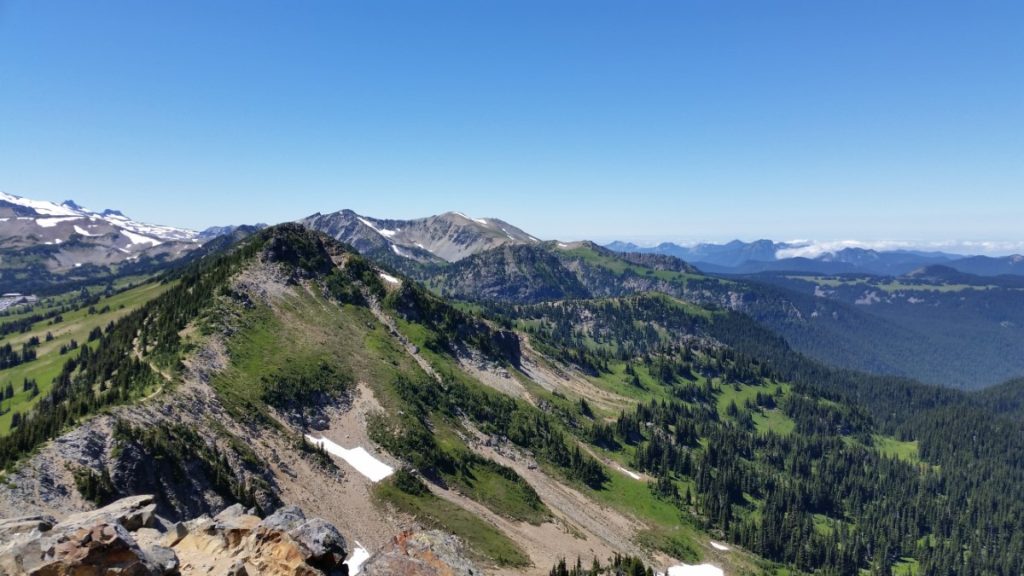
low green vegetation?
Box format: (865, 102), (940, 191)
(374, 470), (530, 567)
(873, 435), (920, 463)
(0, 280), (172, 434)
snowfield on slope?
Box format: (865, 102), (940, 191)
(615, 464), (643, 481)
(304, 434), (394, 482)
(663, 564), (724, 576)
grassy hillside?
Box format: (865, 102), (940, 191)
(0, 279), (171, 434)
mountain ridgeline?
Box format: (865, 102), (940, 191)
(1, 214), (1024, 575)
(373, 239), (1024, 389)
(606, 238), (1024, 277)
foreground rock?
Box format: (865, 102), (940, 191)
(0, 496), (351, 575)
(362, 530), (479, 576)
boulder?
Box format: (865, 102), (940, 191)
(144, 545), (180, 575)
(54, 494), (156, 533)
(214, 503), (246, 522)
(362, 530), (478, 576)
(161, 522), (189, 548)
(0, 514), (57, 540)
(33, 521), (157, 575)
(0, 535), (47, 575)
(289, 518), (348, 573)
(257, 505), (306, 532)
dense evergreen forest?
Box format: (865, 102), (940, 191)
(484, 295), (1024, 575)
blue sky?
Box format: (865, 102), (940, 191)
(1, 1), (1021, 246)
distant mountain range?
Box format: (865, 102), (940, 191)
(606, 239), (1024, 277)
(0, 192), (253, 293)
(4, 189), (1023, 300)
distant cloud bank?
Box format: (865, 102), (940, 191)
(776, 240), (1024, 259)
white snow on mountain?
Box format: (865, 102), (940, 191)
(1, 191), (198, 243)
(121, 230), (163, 247)
(356, 216), (397, 238)
(36, 217), (79, 228)
(0, 191), (79, 217)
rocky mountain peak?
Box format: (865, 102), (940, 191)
(301, 208), (541, 264)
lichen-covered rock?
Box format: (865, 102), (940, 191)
(361, 530), (478, 576)
(33, 521), (157, 576)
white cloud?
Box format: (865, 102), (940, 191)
(776, 240), (1024, 259)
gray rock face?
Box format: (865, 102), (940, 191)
(145, 544), (180, 574)
(55, 494), (157, 532)
(301, 209), (540, 265)
(289, 518), (348, 573)
(214, 503), (247, 522)
(257, 505), (306, 532)
(0, 514), (56, 540)
(161, 522), (189, 547)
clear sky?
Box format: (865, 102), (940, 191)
(1, 1), (1021, 246)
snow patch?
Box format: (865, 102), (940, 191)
(379, 272), (400, 285)
(36, 217), (78, 228)
(710, 541), (730, 551)
(615, 465), (642, 481)
(346, 542), (371, 575)
(664, 564), (724, 576)
(121, 230), (162, 247)
(74, 225), (99, 237)
(357, 217), (397, 238)
(304, 435), (394, 482)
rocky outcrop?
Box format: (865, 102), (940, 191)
(0, 496), (355, 576)
(362, 530), (478, 576)
(0, 496), (162, 576)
